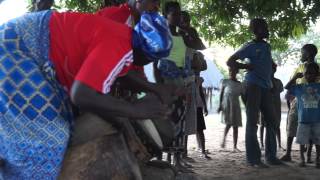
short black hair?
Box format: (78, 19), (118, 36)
(302, 44), (318, 58)
(249, 18), (267, 33)
(305, 61), (320, 74)
(181, 11), (190, 21)
(32, 0), (54, 3)
(163, 1), (180, 16)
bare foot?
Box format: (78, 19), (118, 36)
(307, 158), (313, 164)
(199, 153), (212, 160)
(180, 158), (193, 168)
(299, 161), (306, 167)
(174, 162), (194, 173)
(220, 142), (226, 148)
(232, 148), (241, 153)
(279, 146), (286, 152)
(280, 154), (292, 162)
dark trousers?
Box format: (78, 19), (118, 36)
(244, 83), (277, 164)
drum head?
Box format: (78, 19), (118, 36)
(151, 118), (175, 147)
(137, 120), (163, 149)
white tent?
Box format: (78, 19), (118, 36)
(200, 55), (224, 88)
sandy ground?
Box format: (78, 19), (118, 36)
(184, 112), (320, 180)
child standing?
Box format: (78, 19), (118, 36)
(218, 67), (244, 152)
(286, 62), (320, 168)
(227, 18), (281, 167)
(259, 64), (284, 151)
(281, 44), (320, 162)
(195, 74), (210, 158)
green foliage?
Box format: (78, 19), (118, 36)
(183, 0), (320, 51)
(273, 31), (320, 65)
(31, 0), (320, 51)
(53, 0), (126, 12)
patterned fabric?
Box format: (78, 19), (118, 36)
(158, 59), (184, 79)
(0, 11), (73, 179)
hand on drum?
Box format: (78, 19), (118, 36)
(204, 107), (208, 116)
(154, 84), (186, 104)
(132, 95), (171, 120)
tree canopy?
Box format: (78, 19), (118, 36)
(182, 0), (320, 51)
(36, 0), (320, 51)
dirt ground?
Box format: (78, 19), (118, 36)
(184, 113), (320, 180)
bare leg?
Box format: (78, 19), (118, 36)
(182, 135), (188, 158)
(307, 140), (313, 163)
(276, 127), (284, 151)
(260, 125), (265, 149)
(233, 126), (240, 152)
(221, 125), (231, 148)
(281, 137), (294, 161)
(197, 130), (211, 159)
(299, 145), (306, 167)
(315, 145), (320, 168)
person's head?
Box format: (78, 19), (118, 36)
(163, 1), (181, 26)
(191, 52), (206, 72)
(32, 0), (54, 11)
(128, 0), (160, 23)
(303, 62), (319, 83)
(249, 18), (269, 40)
(128, 0), (160, 14)
(272, 61), (277, 75)
(228, 66), (239, 79)
(301, 44), (318, 63)
(180, 11), (191, 29)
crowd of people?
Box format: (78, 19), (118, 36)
(0, 0), (319, 179)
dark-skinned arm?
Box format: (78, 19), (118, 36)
(217, 82), (225, 113)
(70, 80), (168, 121)
(199, 84), (208, 116)
(227, 54), (252, 70)
(153, 60), (163, 83)
(123, 70), (179, 104)
(285, 73), (303, 89)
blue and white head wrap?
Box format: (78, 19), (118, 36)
(133, 12), (172, 61)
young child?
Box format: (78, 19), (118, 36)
(218, 67), (244, 152)
(286, 62), (320, 168)
(281, 44), (320, 162)
(154, 1), (192, 170)
(227, 18), (281, 167)
(179, 11), (206, 50)
(259, 64), (284, 151)
(32, 0), (54, 11)
(195, 74), (210, 158)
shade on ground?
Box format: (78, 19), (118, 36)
(185, 113), (320, 180)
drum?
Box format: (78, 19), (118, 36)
(128, 93), (187, 157)
(60, 133), (143, 180)
(131, 120), (164, 157)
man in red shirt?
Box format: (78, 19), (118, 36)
(0, 1), (173, 179)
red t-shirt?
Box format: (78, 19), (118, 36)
(98, 4), (146, 75)
(49, 11), (133, 94)
(97, 3), (133, 27)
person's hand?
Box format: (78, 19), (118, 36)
(217, 106), (222, 113)
(154, 84), (186, 104)
(293, 73), (303, 80)
(204, 108), (208, 116)
(133, 96), (171, 120)
(245, 64), (254, 71)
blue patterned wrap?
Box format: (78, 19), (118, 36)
(132, 12), (172, 61)
(0, 10), (73, 179)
